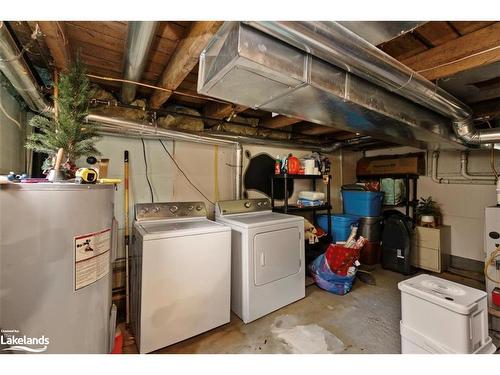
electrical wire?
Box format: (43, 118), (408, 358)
(158, 139), (215, 204)
(417, 45), (500, 74)
(0, 98), (22, 129)
(140, 138), (154, 203)
(86, 73), (231, 105)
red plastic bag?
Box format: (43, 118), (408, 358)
(325, 244), (361, 276)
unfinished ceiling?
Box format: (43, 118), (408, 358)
(4, 20), (500, 148)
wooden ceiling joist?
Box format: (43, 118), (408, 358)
(38, 21), (71, 70)
(402, 22), (500, 81)
(149, 21), (223, 109)
(203, 102), (248, 120)
(261, 115), (302, 129)
(299, 124), (345, 136)
(471, 98), (500, 120)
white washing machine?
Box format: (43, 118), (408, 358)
(215, 198), (305, 323)
(130, 202), (231, 353)
(485, 206), (500, 332)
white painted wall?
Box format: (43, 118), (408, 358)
(87, 135), (235, 258)
(0, 86), (26, 174)
(91, 137), (346, 259)
(361, 146), (498, 262)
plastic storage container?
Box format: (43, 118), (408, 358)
(398, 274), (496, 354)
(360, 241), (381, 265)
(317, 214), (359, 243)
(354, 216), (382, 242)
(342, 191), (384, 216)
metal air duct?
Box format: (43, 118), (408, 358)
(198, 22), (500, 148)
(198, 22), (465, 150)
(121, 21), (159, 104)
(0, 21), (52, 114)
(246, 21), (500, 146)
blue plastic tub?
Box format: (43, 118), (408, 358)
(341, 191), (384, 216)
(317, 214), (359, 243)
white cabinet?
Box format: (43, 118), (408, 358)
(412, 225), (451, 273)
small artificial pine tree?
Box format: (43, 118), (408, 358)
(26, 56), (100, 174)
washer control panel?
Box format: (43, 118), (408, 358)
(135, 202), (207, 221)
(216, 198), (271, 215)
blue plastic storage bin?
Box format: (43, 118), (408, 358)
(341, 191), (384, 216)
(317, 214), (359, 243)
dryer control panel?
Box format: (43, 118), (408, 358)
(216, 198), (271, 216)
(135, 202), (207, 221)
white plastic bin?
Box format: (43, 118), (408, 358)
(398, 274), (496, 354)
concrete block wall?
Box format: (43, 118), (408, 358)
(88, 135), (236, 260)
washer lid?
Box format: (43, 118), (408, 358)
(137, 218), (229, 239)
(217, 211), (303, 228)
(398, 274), (487, 315)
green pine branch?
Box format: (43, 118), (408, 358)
(26, 55), (100, 165)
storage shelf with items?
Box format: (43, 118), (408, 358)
(356, 153), (425, 223)
(270, 173), (332, 238)
(356, 173), (419, 222)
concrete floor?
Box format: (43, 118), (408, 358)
(123, 266), (500, 354)
(125, 266), (412, 354)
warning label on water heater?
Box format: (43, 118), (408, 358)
(74, 228), (111, 291)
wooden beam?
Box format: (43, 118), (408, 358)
(261, 115), (302, 129)
(38, 21), (71, 71)
(149, 21), (223, 109)
(299, 124), (345, 136)
(203, 102), (248, 120)
(402, 22), (500, 81)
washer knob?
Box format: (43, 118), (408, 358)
(187, 205), (194, 211)
(244, 201), (252, 208)
(195, 205), (203, 211)
(257, 201), (262, 207)
(169, 205), (178, 213)
(153, 206), (160, 213)
(262, 201), (268, 206)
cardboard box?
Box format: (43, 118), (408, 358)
(356, 153), (425, 176)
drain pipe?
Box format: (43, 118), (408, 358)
(248, 21), (500, 146)
(0, 21), (52, 115)
(235, 144), (243, 199)
(432, 152), (496, 185)
(121, 21), (158, 104)
(460, 151), (496, 181)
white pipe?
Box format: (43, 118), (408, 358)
(432, 151), (496, 185)
(460, 152), (496, 181)
(235, 144), (243, 199)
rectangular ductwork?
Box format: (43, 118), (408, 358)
(198, 22), (466, 150)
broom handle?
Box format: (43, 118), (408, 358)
(54, 148), (64, 171)
(124, 150), (130, 325)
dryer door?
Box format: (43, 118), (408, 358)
(254, 227), (301, 286)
